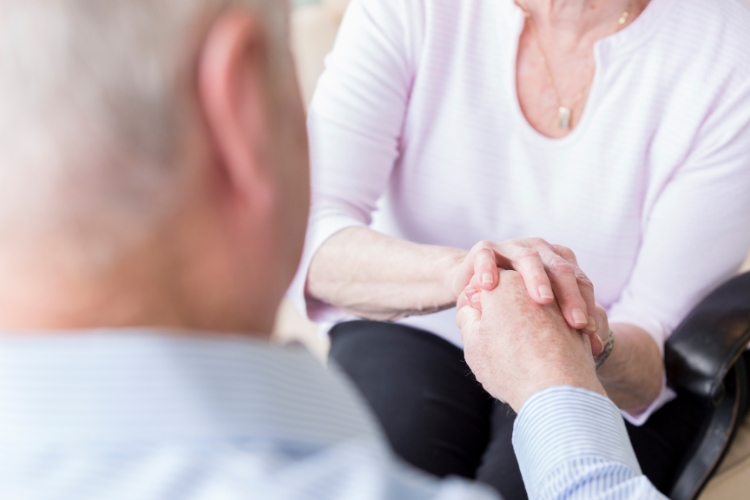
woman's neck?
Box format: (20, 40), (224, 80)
(518, 0), (646, 40)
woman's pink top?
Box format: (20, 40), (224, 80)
(290, 0), (750, 423)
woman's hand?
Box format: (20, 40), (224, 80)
(308, 229), (601, 329)
(449, 238), (598, 334)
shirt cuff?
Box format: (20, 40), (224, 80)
(512, 386), (642, 499)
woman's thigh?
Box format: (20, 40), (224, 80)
(329, 320), (494, 480)
(476, 401), (528, 500)
(330, 320), (703, 495)
(625, 394), (705, 494)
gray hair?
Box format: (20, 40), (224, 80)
(0, 0), (290, 265)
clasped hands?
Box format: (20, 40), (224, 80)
(452, 238), (609, 412)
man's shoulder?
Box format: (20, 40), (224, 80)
(0, 331), (406, 497)
(0, 332), (381, 448)
(0, 436), (497, 500)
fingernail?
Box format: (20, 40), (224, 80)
(538, 285), (553, 300)
(471, 292), (481, 303)
(586, 315), (597, 331)
(572, 308), (587, 326)
(592, 334), (604, 354)
(482, 273), (493, 284)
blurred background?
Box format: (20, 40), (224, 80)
(272, 0), (349, 360)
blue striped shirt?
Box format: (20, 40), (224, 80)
(0, 332), (665, 499)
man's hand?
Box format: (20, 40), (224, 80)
(457, 270), (607, 413)
(448, 238), (598, 334)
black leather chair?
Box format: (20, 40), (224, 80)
(665, 271), (750, 500)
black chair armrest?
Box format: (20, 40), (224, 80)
(665, 271), (750, 500)
(666, 271), (750, 401)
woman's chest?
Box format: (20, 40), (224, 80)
(380, 58), (672, 305)
(388, 3), (699, 251)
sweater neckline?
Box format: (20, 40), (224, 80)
(500, 0), (676, 146)
(501, 0), (677, 61)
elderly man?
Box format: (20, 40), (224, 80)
(0, 0), (664, 498)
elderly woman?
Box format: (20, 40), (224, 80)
(290, 0), (750, 497)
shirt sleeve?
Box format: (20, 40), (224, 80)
(513, 386), (668, 500)
(287, 0), (424, 322)
(606, 79), (750, 425)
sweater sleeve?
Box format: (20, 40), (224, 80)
(287, 0), (424, 321)
(608, 79), (750, 425)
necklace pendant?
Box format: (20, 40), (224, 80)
(558, 106), (571, 130)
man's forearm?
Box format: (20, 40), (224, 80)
(597, 323), (664, 413)
(306, 227), (466, 321)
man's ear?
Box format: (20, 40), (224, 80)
(198, 8), (273, 208)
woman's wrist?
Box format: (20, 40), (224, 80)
(594, 323), (664, 411)
(440, 248), (470, 304)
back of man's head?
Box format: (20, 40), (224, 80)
(0, 0), (310, 334)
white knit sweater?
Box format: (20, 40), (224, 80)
(291, 0), (750, 423)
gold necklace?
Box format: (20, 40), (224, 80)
(520, 2), (632, 130)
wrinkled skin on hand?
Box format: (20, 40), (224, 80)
(457, 270), (607, 412)
(451, 238), (600, 337)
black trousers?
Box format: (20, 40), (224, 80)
(330, 320), (705, 500)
